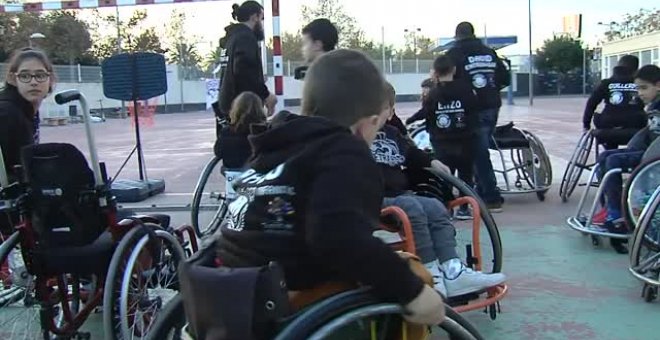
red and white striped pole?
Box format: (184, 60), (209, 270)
(271, 0), (284, 112)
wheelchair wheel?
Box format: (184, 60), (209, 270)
(560, 132), (594, 202)
(413, 169), (503, 274)
(191, 156), (228, 238)
(623, 157), (660, 232)
(630, 188), (660, 263)
(104, 224), (187, 340)
(516, 130), (552, 193)
(0, 231), (40, 339)
(276, 289), (484, 340)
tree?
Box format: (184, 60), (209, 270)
(399, 34), (435, 59)
(604, 8), (660, 41)
(42, 11), (92, 65)
(535, 34), (584, 95)
(165, 10), (202, 79)
(300, 0), (371, 50)
(280, 32), (303, 61)
(88, 9), (165, 63)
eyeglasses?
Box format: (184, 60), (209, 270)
(15, 72), (50, 84)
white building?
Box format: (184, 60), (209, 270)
(600, 31), (660, 78)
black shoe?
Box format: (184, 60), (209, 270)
(486, 201), (503, 213)
(604, 218), (629, 235)
(610, 238), (629, 254)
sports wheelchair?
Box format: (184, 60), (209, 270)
(567, 138), (660, 249)
(629, 186), (660, 303)
(190, 156), (241, 237)
(490, 122), (552, 201)
(559, 127), (641, 202)
(0, 90), (197, 339)
(144, 168), (506, 339)
(407, 121), (552, 201)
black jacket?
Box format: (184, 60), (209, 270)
(217, 116), (424, 304)
(583, 66), (646, 130)
(420, 80), (478, 142)
(446, 38), (510, 110)
(213, 126), (253, 169)
(370, 125), (432, 197)
(217, 24), (270, 116)
(0, 85), (38, 180)
(628, 99), (660, 151)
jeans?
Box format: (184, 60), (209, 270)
(474, 108), (502, 203)
(383, 193), (459, 264)
(597, 149), (644, 214)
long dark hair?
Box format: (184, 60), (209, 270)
(229, 92), (266, 134)
(4, 48), (56, 92)
(232, 1), (263, 22)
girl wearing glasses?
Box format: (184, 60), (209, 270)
(0, 48), (55, 181)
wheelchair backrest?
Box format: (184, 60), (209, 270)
(21, 143), (108, 248)
(643, 138), (660, 162)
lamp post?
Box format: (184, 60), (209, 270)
(405, 28), (422, 73)
(528, 0), (533, 106)
(29, 32), (46, 48)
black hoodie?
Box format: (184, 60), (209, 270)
(583, 66), (646, 130)
(0, 84), (38, 179)
(217, 116), (425, 304)
(217, 24), (270, 116)
(446, 38), (510, 111)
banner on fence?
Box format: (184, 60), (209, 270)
(206, 79), (220, 110)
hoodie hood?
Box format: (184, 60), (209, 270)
(0, 84), (35, 120)
(248, 116), (350, 170)
(611, 65), (635, 80)
(219, 23), (250, 49)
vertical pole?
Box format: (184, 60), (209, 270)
(389, 58), (393, 74)
(77, 64), (82, 83)
(271, 0), (284, 112)
(484, 23), (488, 46)
(528, 0), (534, 106)
(414, 33), (418, 73)
(381, 26), (386, 72)
(116, 6), (126, 118)
(583, 47), (587, 94)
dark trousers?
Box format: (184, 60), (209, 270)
(597, 149), (644, 214)
(431, 139), (475, 189)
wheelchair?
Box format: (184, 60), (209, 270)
(190, 156), (242, 238)
(0, 90), (197, 339)
(629, 186), (660, 303)
(567, 138), (660, 249)
(490, 122), (552, 201)
(407, 121), (551, 201)
(559, 127), (641, 202)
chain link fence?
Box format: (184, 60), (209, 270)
(0, 59), (436, 84)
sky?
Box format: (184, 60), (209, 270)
(80, 0), (653, 56)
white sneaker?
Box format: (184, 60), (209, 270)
(444, 267), (506, 298)
(424, 262), (447, 298)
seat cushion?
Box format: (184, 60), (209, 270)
(591, 128), (639, 146)
(34, 231), (115, 275)
(492, 123), (530, 149)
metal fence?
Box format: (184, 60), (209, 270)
(0, 59), (435, 84)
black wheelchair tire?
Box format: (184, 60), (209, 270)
(191, 156), (227, 238)
(423, 168), (504, 274)
(622, 157), (660, 234)
(560, 132), (593, 202)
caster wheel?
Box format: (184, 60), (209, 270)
(642, 284), (657, 303)
(591, 236), (600, 247)
(561, 195), (568, 203)
(488, 304), (497, 320)
(536, 192), (545, 201)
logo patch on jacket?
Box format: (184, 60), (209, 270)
(370, 132), (405, 167)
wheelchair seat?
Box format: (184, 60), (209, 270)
(591, 128), (640, 146)
(34, 231), (115, 275)
(131, 213), (171, 229)
(492, 122), (530, 149)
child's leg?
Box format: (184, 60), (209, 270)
(603, 151), (645, 219)
(382, 194), (436, 264)
(456, 143), (475, 188)
(407, 195), (459, 263)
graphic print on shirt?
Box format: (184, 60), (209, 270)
(608, 83), (638, 106)
(225, 162), (296, 232)
(465, 55), (497, 89)
(370, 131), (406, 167)
(435, 100), (467, 131)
